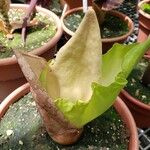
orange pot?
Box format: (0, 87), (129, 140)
(0, 83), (138, 149)
(61, 7), (134, 54)
(0, 4), (63, 102)
(64, 0), (92, 9)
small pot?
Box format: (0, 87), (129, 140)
(0, 4), (63, 102)
(61, 7), (134, 54)
(137, 0), (150, 55)
(120, 55), (150, 128)
(0, 83), (138, 149)
(64, 0), (92, 9)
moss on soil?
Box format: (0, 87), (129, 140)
(0, 8), (56, 59)
(64, 11), (129, 38)
(141, 2), (150, 15)
(125, 58), (150, 105)
(0, 93), (128, 150)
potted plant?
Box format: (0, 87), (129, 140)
(137, 0), (150, 55)
(0, 1), (62, 101)
(120, 55), (150, 128)
(1, 8), (147, 149)
(0, 84), (138, 149)
(61, 0), (134, 54)
(1, 8), (150, 149)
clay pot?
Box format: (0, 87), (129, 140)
(137, 0), (150, 55)
(0, 4), (63, 102)
(120, 55), (150, 128)
(0, 83), (138, 149)
(61, 7), (134, 54)
(64, 0), (92, 9)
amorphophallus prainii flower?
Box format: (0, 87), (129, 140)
(15, 8), (150, 145)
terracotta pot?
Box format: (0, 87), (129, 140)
(0, 83), (138, 149)
(0, 4), (63, 102)
(137, 0), (150, 55)
(120, 55), (150, 128)
(61, 7), (134, 54)
(64, 0), (92, 9)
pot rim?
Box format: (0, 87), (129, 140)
(121, 89), (150, 111)
(138, 0), (150, 19)
(0, 4), (63, 66)
(61, 7), (134, 43)
(0, 83), (138, 149)
(114, 97), (138, 150)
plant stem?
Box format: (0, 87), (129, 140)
(92, 1), (106, 25)
(142, 63), (150, 86)
(22, 0), (37, 44)
(26, 0), (52, 8)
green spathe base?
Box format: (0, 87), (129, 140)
(0, 93), (128, 150)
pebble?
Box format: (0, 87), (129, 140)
(6, 130), (14, 136)
(19, 140), (24, 145)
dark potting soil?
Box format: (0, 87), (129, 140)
(64, 11), (129, 38)
(0, 93), (129, 150)
(49, 0), (63, 16)
(125, 58), (150, 105)
(0, 8), (56, 59)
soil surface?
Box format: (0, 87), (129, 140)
(64, 11), (129, 38)
(0, 93), (128, 150)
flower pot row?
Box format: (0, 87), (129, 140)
(0, 1), (150, 149)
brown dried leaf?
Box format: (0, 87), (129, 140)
(14, 50), (78, 138)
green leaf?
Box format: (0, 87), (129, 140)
(53, 39), (150, 128)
